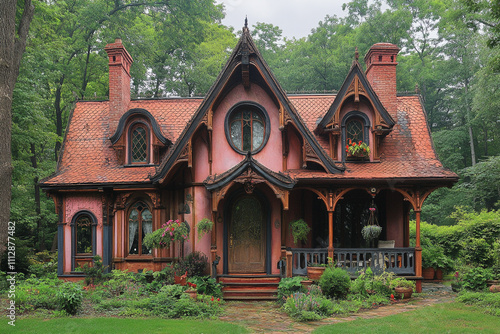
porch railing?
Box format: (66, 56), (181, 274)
(290, 247), (415, 276)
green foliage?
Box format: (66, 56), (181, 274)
(361, 225), (382, 241)
(56, 282), (83, 315)
(351, 268), (394, 297)
(15, 276), (60, 313)
(456, 291), (500, 317)
(390, 277), (416, 290)
(197, 218), (213, 240)
(143, 220), (190, 249)
(289, 219), (311, 244)
(283, 292), (333, 322)
(187, 276), (222, 298)
(319, 267), (351, 299)
(27, 251), (57, 277)
(277, 276), (306, 304)
(461, 267), (493, 291)
(82, 255), (107, 285)
(176, 251), (209, 277)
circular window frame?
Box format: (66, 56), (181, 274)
(224, 101), (271, 155)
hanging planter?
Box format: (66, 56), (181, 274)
(361, 204), (382, 242)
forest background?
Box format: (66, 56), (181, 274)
(3, 0), (500, 260)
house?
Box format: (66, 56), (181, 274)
(40, 23), (458, 294)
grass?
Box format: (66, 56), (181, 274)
(0, 318), (249, 334)
(313, 302), (500, 334)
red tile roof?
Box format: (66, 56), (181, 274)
(41, 94), (457, 188)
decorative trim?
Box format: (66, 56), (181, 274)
(110, 108), (169, 145)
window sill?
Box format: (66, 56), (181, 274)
(124, 256), (154, 262)
(123, 164), (158, 168)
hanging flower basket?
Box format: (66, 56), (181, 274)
(362, 206), (382, 241)
(143, 219), (189, 249)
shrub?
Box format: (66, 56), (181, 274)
(56, 282), (83, 315)
(27, 250), (58, 278)
(457, 291), (500, 317)
(176, 251), (208, 277)
(82, 255), (108, 285)
(319, 267), (351, 299)
(462, 267), (493, 291)
(283, 292), (332, 321)
(15, 276), (60, 313)
(460, 238), (495, 268)
(277, 276), (306, 304)
(187, 276), (222, 298)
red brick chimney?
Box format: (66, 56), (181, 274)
(105, 39), (133, 133)
(364, 43), (400, 117)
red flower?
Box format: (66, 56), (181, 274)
(217, 298), (220, 301)
(359, 141), (362, 145)
(349, 138), (352, 144)
(211, 296), (214, 301)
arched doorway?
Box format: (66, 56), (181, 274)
(224, 191), (270, 273)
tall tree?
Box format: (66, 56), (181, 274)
(0, 0), (34, 257)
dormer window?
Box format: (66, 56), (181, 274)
(342, 111), (371, 161)
(130, 123), (149, 163)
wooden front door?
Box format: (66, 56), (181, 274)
(228, 195), (266, 273)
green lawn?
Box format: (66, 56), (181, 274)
(313, 302), (500, 334)
(0, 318), (249, 334)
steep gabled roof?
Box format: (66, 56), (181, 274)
(151, 25), (344, 183)
(316, 59), (395, 132)
(203, 153), (296, 191)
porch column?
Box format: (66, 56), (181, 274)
(210, 210), (217, 277)
(328, 210), (334, 260)
(415, 209), (422, 293)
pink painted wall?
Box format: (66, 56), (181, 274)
(194, 186), (212, 258)
(287, 128), (302, 170)
(211, 84), (282, 174)
(64, 194), (103, 273)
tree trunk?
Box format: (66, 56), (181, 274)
(0, 0), (34, 257)
(54, 75), (64, 162)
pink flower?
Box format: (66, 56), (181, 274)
(170, 232), (173, 236)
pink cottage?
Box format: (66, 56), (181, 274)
(41, 25), (457, 296)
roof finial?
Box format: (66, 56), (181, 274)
(355, 47), (359, 61)
(244, 16), (248, 29)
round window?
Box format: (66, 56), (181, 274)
(225, 102), (270, 154)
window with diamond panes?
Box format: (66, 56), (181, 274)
(128, 201), (153, 255)
(131, 124), (148, 163)
(229, 109), (265, 152)
(346, 118), (364, 144)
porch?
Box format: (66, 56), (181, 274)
(287, 247), (416, 276)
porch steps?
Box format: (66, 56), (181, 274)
(219, 275), (280, 300)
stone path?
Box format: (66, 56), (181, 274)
(219, 283), (455, 333)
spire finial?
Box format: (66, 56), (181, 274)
(244, 16), (248, 29)
(355, 47), (359, 61)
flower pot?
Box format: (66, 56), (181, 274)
(307, 267), (326, 281)
(422, 267), (435, 280)
(434, 268), (443, 280)
(301, 280), (313, 288)
(489, 285), (500, 293)
(184, 290), (197, 299)
(394, 287), (413, 299)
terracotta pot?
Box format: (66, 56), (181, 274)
(422, 267), (435, 280)
(307, 267), (326, 281)
(184, 289), (197, 299)
(489, 285), (500, 293)
(434, 268), (443, 280)
(394, 287), (413, 299)
(301, 280), (313, 288)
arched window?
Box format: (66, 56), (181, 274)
(225, 102), (270, 154)
(71, 211), (97, 271)
(129, 123), (149, 163)
(341, 111), (371, 160)
(128, 201), (153, 255)
(346, 118), (364, 144)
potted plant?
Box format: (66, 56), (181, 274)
(289, 219), (311, 245)
(197, 218), (213, 240)
(361, 206), (382, 245)
(346, 140), (370, 160)
(306, 262), (327, 281)
(143, 219), (189, 250)
(185, 281), (197, 299)
(421, 246), (436, 280)
(390, 277), (415, 299)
